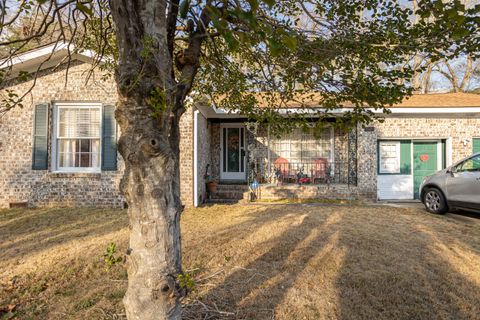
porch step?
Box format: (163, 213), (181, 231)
(209, 190), (246, 199)
(208, 184), (249, 202)
(216, 184), (249, 191)
(206, 199), (241, 204)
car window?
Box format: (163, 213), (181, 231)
(458, 155), (480, 172)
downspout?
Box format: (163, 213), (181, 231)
(267, 124), (271, 176)
(446, 137), (453, 167)
(193, 109), (199, 207)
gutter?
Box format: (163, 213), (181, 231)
(193, 109), (199, 207)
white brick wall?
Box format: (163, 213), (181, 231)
(0, 60), (195, 208)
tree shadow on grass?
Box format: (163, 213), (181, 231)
(0, 208), (127, 264)
(183, 205), (480, 320)
(183, 204), (345, 319)
(334, 207), (480, 320)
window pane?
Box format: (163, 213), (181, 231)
(92, 154), (99, 167)
(58, 108), (101, 138)
(80, 153), (91, 167)
(57, 106), (101, 170)
(271, 128), (332, 164)
(460, 155), (480, 172)
(80, 139), (90, 152)
(227, 128), (240, 172)
(379, 142), (400, 174)
(58, 138), (100, 169)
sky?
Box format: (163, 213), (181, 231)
(0, 0), (478, 92)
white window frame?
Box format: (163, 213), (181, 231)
(379, 141), (401, 174)
(270, 127), (334, 164)
(52, 102), (103, 173)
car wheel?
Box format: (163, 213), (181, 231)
(423, 188), (448, 215)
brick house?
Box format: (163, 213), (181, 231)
(1, 44), (480, 208)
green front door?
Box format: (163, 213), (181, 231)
(413, 142), (438, 199)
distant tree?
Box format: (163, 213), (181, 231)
(1, 1), (479, 319)
(432, 54), (480, 92)
(407, 0), (480, 93)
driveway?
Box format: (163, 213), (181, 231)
(379, 200), (480, 225)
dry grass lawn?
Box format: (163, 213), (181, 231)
(0, 204), (479, 319)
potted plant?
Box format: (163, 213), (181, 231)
(204, 164), (217, 193)
(206, 176), (217, 193)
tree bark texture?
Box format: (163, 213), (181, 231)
(110, 1), (209, 319)
(111, 1), (183, 319)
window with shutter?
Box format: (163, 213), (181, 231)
(32, 103), (49, 170)
(102, 105), (118, 171)
(54, 103), (102, 172)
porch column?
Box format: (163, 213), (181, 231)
(348, 126), (358, 186)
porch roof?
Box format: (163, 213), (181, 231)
(196, 92), (480, 119)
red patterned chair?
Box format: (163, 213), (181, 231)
(311, 158), (329, 183)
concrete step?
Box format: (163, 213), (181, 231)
(216, 184), (249, 191)
(209, 191), (245, 200)
(206, 199), (241, 204)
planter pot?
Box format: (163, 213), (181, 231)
(206, 181), (218, 193)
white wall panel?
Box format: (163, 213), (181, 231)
(377, 175), (413, 200)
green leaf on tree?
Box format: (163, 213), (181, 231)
(282, 34), (297, 51)
(247, 0), (259, 11)
(180, 0), (190, 19)
(262, 0), (275, 9)
(76, 2), (93, 17)
(224, 32), (239, 51)
(268, 38), (282, 56)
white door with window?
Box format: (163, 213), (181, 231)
(220, 124), (246, 180)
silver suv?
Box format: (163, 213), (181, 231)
(420, 153), (480, 214)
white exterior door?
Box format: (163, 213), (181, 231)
(220, 124), (246, 180)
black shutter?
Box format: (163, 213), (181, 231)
(32, 103), (49, 170)
(101, 105), (118, 171)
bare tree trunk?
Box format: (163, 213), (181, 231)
(410, 0), (423, 93)
(110, 1), (184, 319)
(421, 60), (435, 93)
(110, 1), (211, 318)
(115, 98), (183, 320)
(459, 54), (473, 92)
(411, 55), (424, 92)
(116, 100), (184, 319)
(444, 60), (460, 92)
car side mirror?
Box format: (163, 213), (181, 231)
(448, 166), (458, 176)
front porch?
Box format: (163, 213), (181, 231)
(195, 112), (359, 204)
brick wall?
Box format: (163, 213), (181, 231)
(375, 116), (480, 162)
(0, 61), (195, 208)
(179, 108), (194, 206)
(210, 123), (221, 180)
(355, 126), (378, 199)
(356, 115), (480, 201)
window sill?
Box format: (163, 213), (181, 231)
(48, 172), (102, 179)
